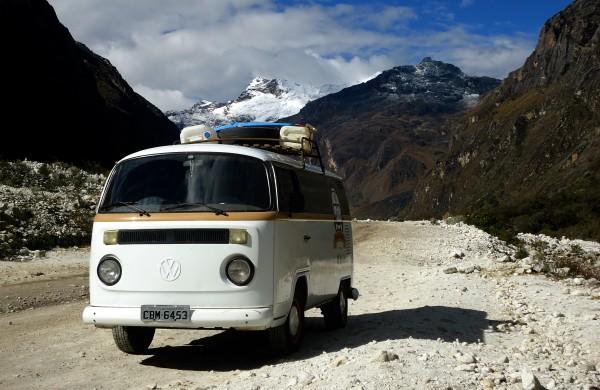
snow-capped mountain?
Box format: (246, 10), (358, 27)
(167, 77), (345, 128)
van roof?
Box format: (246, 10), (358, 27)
(119, 143), (341, 179)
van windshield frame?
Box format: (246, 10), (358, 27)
(99, 152), (273, 214)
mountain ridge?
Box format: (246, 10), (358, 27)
(0, 0), (178, 166)
(408, 0), (600, 240)
(281, 57), (501, 216)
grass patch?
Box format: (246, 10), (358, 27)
(465, 184), (600, 243)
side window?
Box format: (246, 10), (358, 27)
(296, 170), (332, 215)
(275, 167), (304, 213)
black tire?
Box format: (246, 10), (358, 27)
(268, 294), (305, 355)
(112, 326), (155, 354)
(322, 286), (348, 330)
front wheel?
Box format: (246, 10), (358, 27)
(322, 287), (348, 330)
(112, 326), (155, 354)
(268, 294), (305, 355)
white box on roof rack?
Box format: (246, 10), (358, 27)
(180, 125), (216, 144)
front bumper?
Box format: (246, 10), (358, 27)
(82, 305), (273, 330)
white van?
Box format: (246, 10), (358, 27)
(82, 123), (357, 355)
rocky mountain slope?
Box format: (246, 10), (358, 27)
(282, 58), (500, 217)
(408, 0), (600, 241)
(167, 77), (344, 128)
(0, 0), (178, 166)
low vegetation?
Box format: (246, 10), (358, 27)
(0, 160), (106, 259)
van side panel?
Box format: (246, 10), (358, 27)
(272, 219), (310, 319)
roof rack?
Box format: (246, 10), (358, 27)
(187, 135), (326, 173)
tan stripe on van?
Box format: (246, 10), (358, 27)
(94, 211), (279, 222)
(94, 212), (353, 223)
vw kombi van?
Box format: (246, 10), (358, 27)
(82, 122), (357, 355)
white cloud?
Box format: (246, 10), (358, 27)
(407, 27), (535, 78)
(133, 85), (196, 111)
(460, 0), (474, 8)
(368, 6), (418, 29)
(48, 0), (535, 111)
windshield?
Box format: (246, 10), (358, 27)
(100, 153), (271, 213)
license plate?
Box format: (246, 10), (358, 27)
(141, 305), (191, 322)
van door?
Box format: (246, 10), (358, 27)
(293, 169), (336, 307)
(272, 166), (309, 317)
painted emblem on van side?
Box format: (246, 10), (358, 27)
(159, 258), (181, 281)
(331, 189), (346, 249)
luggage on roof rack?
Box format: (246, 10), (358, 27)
(179, 122), (325, 173)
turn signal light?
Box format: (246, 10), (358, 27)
(103, 230), (118, 245)
(229, 229), (248, 244)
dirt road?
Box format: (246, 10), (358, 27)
(1, 221), (599, 389)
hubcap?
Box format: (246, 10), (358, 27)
(288, 305), (300, 336)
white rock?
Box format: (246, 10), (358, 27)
(455, 364), (476, 372)
(521, 369), (543, 390)
(481, 378), (495, 389)
(496, 355), (509, 364)
(582, 361), (596, 372)
(570, 289), (588, 296)
(571, 277), (584, 286)
(372, 350), (398, 363)
(286, 377), (298, 387)
(456, 353), (476, 364)
(330, 356), (348, 367)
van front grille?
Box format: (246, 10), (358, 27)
(117, 229), (229, 244)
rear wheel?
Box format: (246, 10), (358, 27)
(112, 326), (155, 354)
(268, 293), (305, 355)
(322, 286), (348, 330)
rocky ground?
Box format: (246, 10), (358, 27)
(0, 221), (599, 389)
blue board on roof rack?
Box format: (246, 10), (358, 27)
(213, 122), (294, 144)
(214, 122), (293, 131)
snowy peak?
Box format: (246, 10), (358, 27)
(237, 77), (286, 100)
(167, 77), (345, 128)
(372, 57), (500, 105)
(414, 57), (464, 78)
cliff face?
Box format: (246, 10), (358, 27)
(409, 0), (600, 240)
(282, 58), (500, 218)
(0, 0), (178, 166)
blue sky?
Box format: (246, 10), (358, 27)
(279, 0), (571, 35)
(50, 0), (574, 110)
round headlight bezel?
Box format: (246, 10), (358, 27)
(226, 256), (254, 286)
(97, 255), (122, 286)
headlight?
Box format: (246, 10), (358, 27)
(97, 255), (122, 286)
(229, 229), (248, 244)
(226, 256), (254, 286)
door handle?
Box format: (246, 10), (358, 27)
(303, 235), (311, 241)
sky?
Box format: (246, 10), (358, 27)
(49, 0), (572, 111)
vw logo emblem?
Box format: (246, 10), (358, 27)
(159, 258), (181, 281)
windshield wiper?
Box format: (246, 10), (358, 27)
(100, 201), (151, 217)
(162, 202), (228, 216)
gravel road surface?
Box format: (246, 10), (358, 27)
(1, 221), (599, 389)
